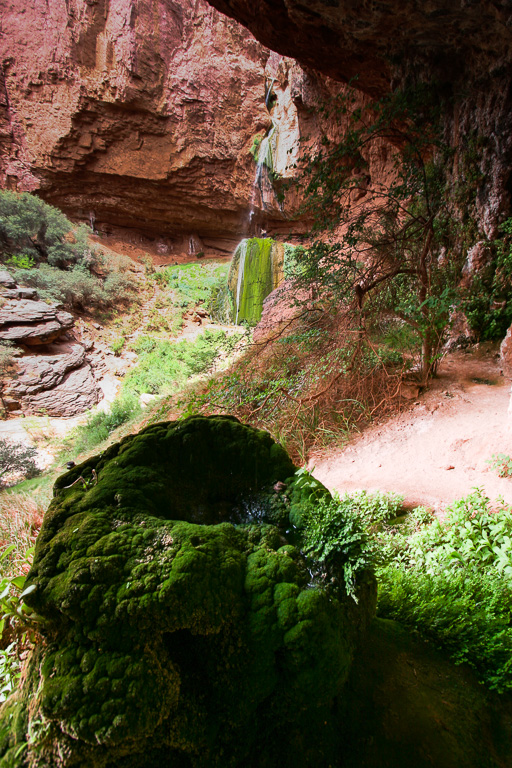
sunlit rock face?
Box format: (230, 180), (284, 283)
(0, 0), (286, 251)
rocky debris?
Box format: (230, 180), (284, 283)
(3, 342), (101, 417)
(0, 299), (74, 345)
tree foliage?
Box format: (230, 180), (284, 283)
(292, 83), (479, 382)
(0, 191), (137, 313)
(0, 440), (39, 485)
(0, 191), (93, 268)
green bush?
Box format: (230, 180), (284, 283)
(125, 330), (240, 397)
(0, 191), (93, 268)
(10, 263), (136, 312)
(376, 488), (512, 691)
(487, 453), (512, 478)
(68, 396), (141, 456)
(1, 192), (136, 313)
(110, 336), (126, 356)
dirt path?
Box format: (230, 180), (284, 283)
(310, 346), (512, 511)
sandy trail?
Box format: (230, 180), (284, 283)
(311, 346), (512, 511)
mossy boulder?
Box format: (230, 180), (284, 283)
(0, 416), (374, 768)
(227, 238), (284, 326)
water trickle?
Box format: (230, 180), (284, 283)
(265, 76), (276, 109)
(88, 211), (96, 233)
(235, 240), (248, 325)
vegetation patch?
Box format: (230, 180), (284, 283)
(368, 488), (512, 692)
(0, 191), (137, 314)
(155, 261), (229, 312)
(124, 330), (242, 398)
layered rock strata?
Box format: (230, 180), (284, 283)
(3, 343), (100, 417)
(0, 299), (74, 345)
(0, 275), (101, 416)
(0, 0), (297, 253)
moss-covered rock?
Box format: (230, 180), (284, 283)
(227, 238), (284, 325)
(0, 416), (374, 768)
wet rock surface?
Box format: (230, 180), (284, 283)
(207, 0), (512, 238)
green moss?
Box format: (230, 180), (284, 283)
(227, 238), (284, 326)
(0, 416), (374, 768)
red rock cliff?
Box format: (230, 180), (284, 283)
(207, 0), (512, 238)
(0, 0), (303, 254)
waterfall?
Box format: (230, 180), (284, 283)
(265, 77), (276, 109)
(235, 240), (248, 325)
(89, 211), (96, 234)
(224, 238), (285, 326)
(248, 121), (277, 224)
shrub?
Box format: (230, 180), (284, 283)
(111, 336), (126, 356)
(0, 342), (17, 376)
(1, 191), (137, 314)
(10, 263), (136, 313)
(301, 491), (373, 601)
(377, 488), (512, 691)
(68, 395), (141, 456)
(487, 453), (512, 478)
(0, 191), (94, 268)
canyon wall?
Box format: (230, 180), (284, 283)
(207, 0), (512, 239)
(0, 0), (310, 257)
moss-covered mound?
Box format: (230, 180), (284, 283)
(226, 238), (284, 326)
(0, 416), (374, 768)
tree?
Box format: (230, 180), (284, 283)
(0, 191), (94, 268)
(292, 83), (477, 384)
(0, 440), (39, 485)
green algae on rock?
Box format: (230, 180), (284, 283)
(219, 237), (285, 325)
(0, 416), (374, 768)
